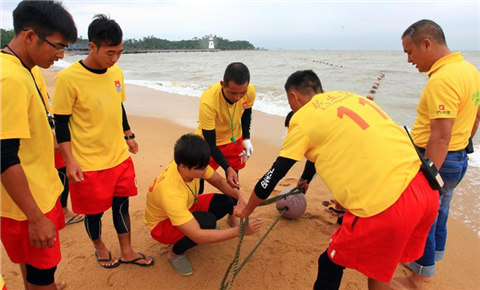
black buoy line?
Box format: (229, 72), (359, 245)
(220, 187), (304, 290)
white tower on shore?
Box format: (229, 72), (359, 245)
(208, 37), (214, 49)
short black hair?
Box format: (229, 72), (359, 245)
(223, 62), (250, 86)
(88, 14), (122, 47)
(402, 19), (446, 46)
(284, 70), (323, 96)
(13, 0), (77, 43)
(174, 134), (211, 169)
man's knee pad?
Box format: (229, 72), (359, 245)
(26, 264), (56, 286)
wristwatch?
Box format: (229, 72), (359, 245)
(124, 133), (135, 140)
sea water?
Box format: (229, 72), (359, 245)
(56, 50), (480, 237)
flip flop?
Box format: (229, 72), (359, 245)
(119, 252), (154, 267)
(322, 199), (335, 207)
(326, 207), (346, 215)
(95, 251), (120, 269)
(65, 213), (85, 225)
(168, 255), (193, 276)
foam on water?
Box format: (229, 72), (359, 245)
(125, 79), (204, 98)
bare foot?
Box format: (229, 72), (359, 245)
(390, 273), (427, 290)
(227, 214), (240, 227)
(55, 281), (66, 290)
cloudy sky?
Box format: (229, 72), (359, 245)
(1, 0), (479, 50)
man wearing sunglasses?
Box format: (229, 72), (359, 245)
(1, 1), (77, 289)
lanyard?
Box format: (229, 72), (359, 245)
(222, 89), (237, 143)
(2, 46), (54, 128)
(184, 182), (198, 204)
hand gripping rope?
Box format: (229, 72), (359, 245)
(220, 186), (305, 290)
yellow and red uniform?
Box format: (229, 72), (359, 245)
(0, 52), (64, 269)
(145, 160), (215, 244)
(52, 62), (129, 171)
(281, 91), (420, 217)
(278, 91), (438, 282)
(0, 53), (63, 221)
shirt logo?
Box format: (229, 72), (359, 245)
(241, 101), (248, 111)
(114, 80), (122, 92)
(435, 104), (450, 115)
(473, 91), (480, 105)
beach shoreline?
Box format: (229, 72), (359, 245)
(1, 70), (479, 289)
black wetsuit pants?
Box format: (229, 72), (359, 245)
(84, 196), (131, 241)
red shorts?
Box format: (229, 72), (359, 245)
(1, 200), (65, 269)
(70, 157), (137, 215)
(54, 151), (65, 169)
(151, 193), (215, 245)
(209, 138), (246, 171)
(327, 171), (439, 282)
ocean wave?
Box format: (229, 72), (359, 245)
(125, 79), (291, 117)
(125, 79), (204, 98)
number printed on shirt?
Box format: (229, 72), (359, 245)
(336, 97), (388, 130)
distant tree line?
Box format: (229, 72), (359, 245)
(124, 35), (254, 50)
(1, 29), (15, 47)
(1, 29), (255, 50)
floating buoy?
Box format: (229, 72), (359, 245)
(276, 188), (307, 219)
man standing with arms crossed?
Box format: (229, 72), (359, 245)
(1, 1), (77, 288)
(395, 19), (480, 289)
(53, 15), (153, 269)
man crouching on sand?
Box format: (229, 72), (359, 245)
(145, 134), (263, 276)
(234, 70), (439, 290)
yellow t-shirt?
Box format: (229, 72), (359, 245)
(144, 160), (215, 230)
(411, 52), (480, 150)
(52, 62), (129, 171)
(0, 53), (63, 220)
(279, 91), (420, 217)
(197, 82), (255, 145)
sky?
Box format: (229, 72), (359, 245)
(1, 0), (479, 50)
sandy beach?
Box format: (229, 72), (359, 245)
(1, 70), (479, 289)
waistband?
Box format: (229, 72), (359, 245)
(417, 147), (466, 154)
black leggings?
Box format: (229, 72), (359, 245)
(172, 194), (235, 255)
(25, 264), (56, 286)
(313, 250), (346, 290)
(84, 196), (131, 241)
(57, 167), (69, 208)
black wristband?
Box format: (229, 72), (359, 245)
(124, 133), (135, 140)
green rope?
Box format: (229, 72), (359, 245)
(220, 187), (304, 290)
(220, 218), (248, 290)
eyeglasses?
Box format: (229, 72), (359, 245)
(38, 35), (68, 53)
